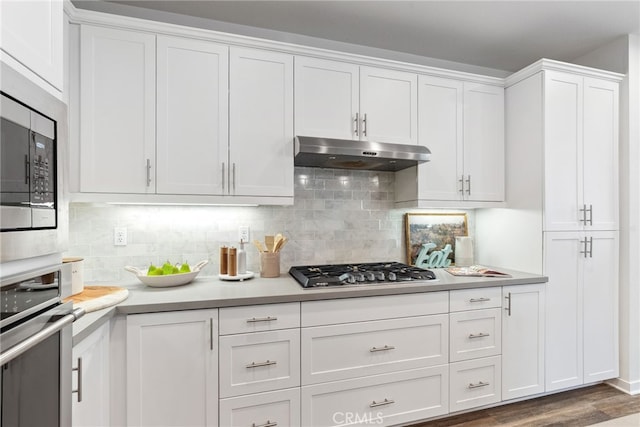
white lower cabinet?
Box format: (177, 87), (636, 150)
(219, 329), (301, 398)
(126, 309), (218, 427)
(302, 315), (449, 385)
(219, 388), (301, 427)
(502, 284), (545, 400)
(301, 366), (449, 427)
(450, 356), (501, 412)
(72, 322), (110, 427)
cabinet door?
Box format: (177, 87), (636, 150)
(294, 56), (359, 140)
(0, 0), (63, 90)
(543, 71), (584, 231)
(543, 232), (584, 391)
(583, 231), (618, 383)
(80, 25), (156, 194)
(502, 283), (545, 400)
(463, 83), (504, 201)
(72, 322), (110, 427)
(229, 47), (293, 197)
(156, 36), (228, 195)
(416, 75), (463, 201)
(360, 66), (418, 145)
(126, 310), (218, 427)
(583, 78), (619, 231)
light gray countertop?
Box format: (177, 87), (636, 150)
(72, 266), (547, 344)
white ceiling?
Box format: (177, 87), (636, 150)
(87, 1), (640, 73)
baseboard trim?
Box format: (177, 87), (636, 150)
(606, 377), (640, 395)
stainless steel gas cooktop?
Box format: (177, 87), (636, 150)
(288, 262), (437, 288)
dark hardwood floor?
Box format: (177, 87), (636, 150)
(410, 384), (640, 427)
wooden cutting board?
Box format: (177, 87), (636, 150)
(64, 286), (129, 313)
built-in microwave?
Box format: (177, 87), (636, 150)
(1, 92), (57, 231)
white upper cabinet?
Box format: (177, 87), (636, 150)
(294, 57), (359, 140)
(395, 76), (504, 206)
(156, 36), (228, 195)
(0, 0), (63, 93)
(544, 71), (619, 231)
(359, 66), (418, 144)
(229, 47), (294, 198)
(295, 56), (418, 144)
(463, 83), (505, 202)
(79, 25), (156, 194)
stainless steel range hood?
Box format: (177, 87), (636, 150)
(294, 136), (430, 172)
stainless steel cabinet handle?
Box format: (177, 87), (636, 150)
(466, 175), (471, 195)
(459, 175), (465, 194)
(370, 345), (396, 353)
(588, 236), (593, 258)
(354, 112), (359, 136)
(210, 318), (214, 351)
(468, 333), (490, 339)
(232, 162), (236, 193)
(370, 398), (395, 408)
(146, 159), (151, 187)
(72, 357), (83, 403)
(246, 360), (277, 369)
(221, 162), (225, 192)
(580, 238), (588, 258)
(504, 292), (512, 316)
(587, 204), (593, 226)
(363, 113), (368, 136)
(468, 381), (490, 389)
(469, 297), (490, 303)
(579, 204), (587, 224)
(246, 316), (277, 323)
(252, 421), (278, 427)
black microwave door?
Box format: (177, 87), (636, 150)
(1, 117), (31, 206)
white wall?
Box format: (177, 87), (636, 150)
(575, 34), (640, 395)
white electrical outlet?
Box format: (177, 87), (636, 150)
(238, 226), (250, 243)
(114, 227), (127, 246)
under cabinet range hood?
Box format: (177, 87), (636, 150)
(294, 136), (430, 172)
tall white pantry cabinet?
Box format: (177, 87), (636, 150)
(476, 59), (621, 394)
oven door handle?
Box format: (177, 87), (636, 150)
(0, 307), (85, 366)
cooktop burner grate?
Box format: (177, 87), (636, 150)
(289, 262), (436, 288)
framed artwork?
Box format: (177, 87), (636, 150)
(405, 212), (468, 266)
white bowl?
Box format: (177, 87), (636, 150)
(125, 260), (208, 288)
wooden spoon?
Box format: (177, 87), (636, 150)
(264, 235), (275, 253)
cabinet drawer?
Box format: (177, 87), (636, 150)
(301, 366), (449, 427)
(450, 287), (502, 312)
(219, 388), (300, 427)
(302, 314), (448, 385)
(219, 303), (300, 335)
(302, 292), (448, 327)
(450, 356), (501, 412)
(219, 329), (300, 397)
(450, 308), (501, 362)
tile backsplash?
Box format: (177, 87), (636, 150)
(67, 167), (473, 282)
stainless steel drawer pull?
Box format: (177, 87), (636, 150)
(72, 357), (83, 403)
(363, 113), (368, 136)
(459, 175), (465, 194)
(246, 316), (278, 323)
(246, 360), (277, 369)
(469, 297), (490, 303)
(505, 293), (512, 316)
(587, 204), (593, 225)
(252, 421), (277, 427)
(468, 333), (490, 339)
(465, 175), (471, 195)
(370, 345), (396, 353)
(354, 112), (359, 136)
(468, 381), (490, 389)
(579, 204), (587, 224)
(369, 398), (395, 408)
